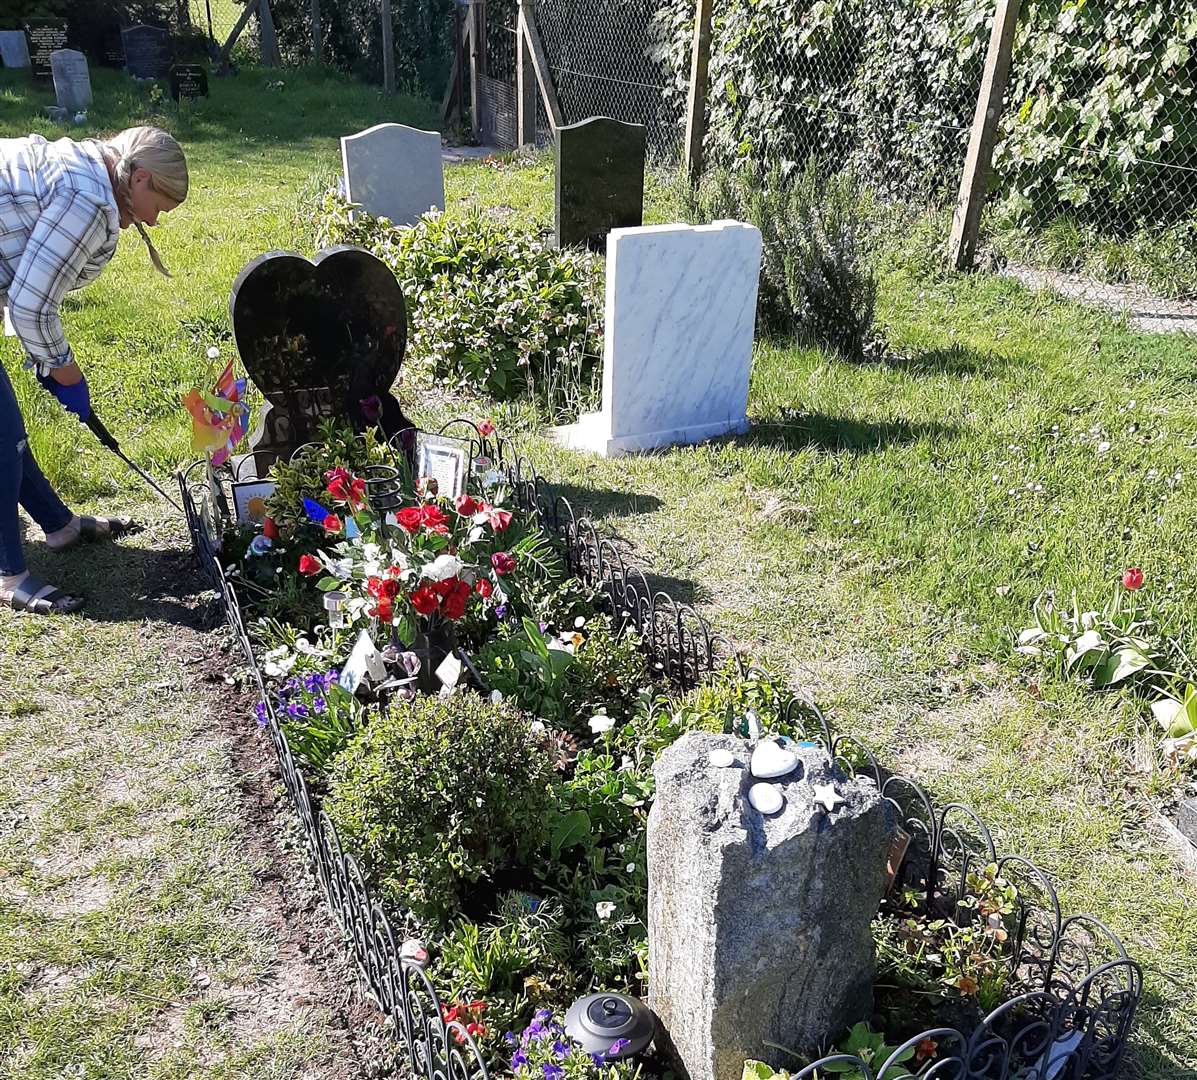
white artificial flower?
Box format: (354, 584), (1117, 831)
(530, 720), (546, 734)
(626, 863), (636, 873)
(595, 901), (616, 920)
(424, 553), (465, 582)
(619, 755), (634, 772)
(589, 714), (615, 735)
(574, 616), (586, 629)
(206, 345), (220, 360)
(294, 637), (315, 654)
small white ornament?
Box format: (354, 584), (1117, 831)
(812, 783), (845, 814)
(750, 740), (798, 780)
(708, 749), (735, 768)
(748, 783), (784, 815)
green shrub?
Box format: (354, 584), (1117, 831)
(687, 163), (878, 357)
(325, 693), (553, 924)
(314, 191), (604, 421)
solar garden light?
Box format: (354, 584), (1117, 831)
(323, 590), (348, 629)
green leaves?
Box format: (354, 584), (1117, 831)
(545, 808), (593, 859)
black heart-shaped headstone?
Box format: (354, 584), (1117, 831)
(229, 246), (412, 470)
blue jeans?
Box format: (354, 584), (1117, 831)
(1, 361), (72, 576)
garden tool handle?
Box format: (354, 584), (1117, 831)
(86, 412), (120, 452)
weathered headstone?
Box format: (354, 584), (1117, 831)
(122, 24), (172, 80)
(171, 63), (209, 101)
(555, 117), (645, 251)
(0, 30), (31, 68)
(24, 19), (68, 81)
(51, 49), (91, 112)
(554, 221), (762, 457)
(230, 246), (414, 473)
(340, 123), (445, 227)
(647, 733), (892, 1080)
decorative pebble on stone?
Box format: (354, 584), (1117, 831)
(708, 749), (735, 768)
(750, 740), (798, 780)
(748, 783), (784, 815)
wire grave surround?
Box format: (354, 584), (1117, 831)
(177, 423), (1142, 1080)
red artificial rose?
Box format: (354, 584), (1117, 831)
(262, 516), (279, 541)
(478, 418), (496, 437)
(442, 591), (468, 621)
(323, 466), (351, 487)
(1122, 567), (1144, 591)
(487, 509), (512, 532)
(396, 506), (424, 533)
(367, 576), (385, 598)
(456, 494), (478, 516)
(491, 552), (516, 576)
(298, 554), (321, 576)
(326, 475), (350, 501)
(475, 577), (493, 599)
(380, 578), (400, 599)
(421, 504), (449, 532)
(374, 596), (394, 622)
(411, 585), (439, 615)
(322, 513), (342, 534)
(349, 477), (367, 509)
(387, 565), (403, 578)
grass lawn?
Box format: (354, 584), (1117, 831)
(2, 62), (1196, 1078)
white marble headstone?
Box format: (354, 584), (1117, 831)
(340, 123), (445, 227)
(51, 49), (91, 112)
(0, 31), (30, 69)
(555, 221), (762, 457)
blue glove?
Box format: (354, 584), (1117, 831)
(36, 372), (91, 421)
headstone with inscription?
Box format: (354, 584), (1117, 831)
(230, 246), (414, 474)
(554, 117), (645, 251)
(340, 123), (445, 227)
(0, 30), (30, 68)
(122, 24), (172, 79)
(24, 20), (69, 81)
(170, 63), (209, 100)
(51, 49), (91, 112)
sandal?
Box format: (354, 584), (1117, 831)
(6, 575), (85, 615)
(46, 515), (136, 551)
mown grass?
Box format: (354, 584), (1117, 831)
(3, 63), (1197, 1078)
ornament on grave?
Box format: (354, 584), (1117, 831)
(230, 246), (414, 474)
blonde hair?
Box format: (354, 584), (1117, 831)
(105, 126), (189, 277)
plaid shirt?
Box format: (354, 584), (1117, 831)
(0, 134), (120, 374)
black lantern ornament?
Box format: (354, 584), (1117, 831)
(564, 993), (656, 1059)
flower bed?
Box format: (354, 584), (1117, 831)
(178, 422), (1142, 1080)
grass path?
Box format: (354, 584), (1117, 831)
(0, 501), (385, 1079)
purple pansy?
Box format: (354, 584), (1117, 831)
(253, 701), (268, 728)
(543, 1065), (563, 1080)
(311, 696), (327, 713)
(512, 1050), (527, 1069)
(608, 1039), (630, 1056)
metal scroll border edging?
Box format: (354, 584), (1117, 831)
(176, 439), (1143, 1080)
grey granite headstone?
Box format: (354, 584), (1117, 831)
(0, 30), (30, 68)
(555, 116), (645, 251)
(340, 123), (445, 227)
(51, 49), (91, 112)
(647, 732), (892, 1080)
(1179, 797), (1197, 846)
(122, 24), (172, 80)
(24, 19), (68, 81)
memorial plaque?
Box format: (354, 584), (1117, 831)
(170, 63), (208, 101)
(24, 19), (69, 81)
(122, 24), (172, 79)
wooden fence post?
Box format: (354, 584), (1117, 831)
(468, 0), (486, 140)
(516, 0), (537, 146)
(947, 0), (1022, 270)
(310, 0), (322, 63)
(381, 0), (395, 94)
(683, 0), (714, 182)
(517, 0), (562, 132)
(258, 0), (281, 66)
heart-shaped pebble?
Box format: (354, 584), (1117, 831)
(708, 749), (735, 768)
(750, 740), (798, 780)
(748, 783), (784, 815)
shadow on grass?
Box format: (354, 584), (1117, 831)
(1129, 988), (1195, 1080)
(740, 414), (954, 454)
(21, 535), (214, 629)
(885, 343), (1010, 378)
(642, 572), (712, 609)
(548, 483), (664, 521)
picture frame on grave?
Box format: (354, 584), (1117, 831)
(415, 432), (470, 500)
(231, 480), (277, 524)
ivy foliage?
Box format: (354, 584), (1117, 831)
(651, 0), (1197, 229)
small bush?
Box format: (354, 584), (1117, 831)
(314, 191), (603, 420)
(686, 162), (878, 358)
(325, 693), (553, 924)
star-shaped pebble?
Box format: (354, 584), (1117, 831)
(811, 782), (845, 814)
